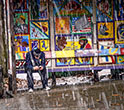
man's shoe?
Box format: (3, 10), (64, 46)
(52, 81), (56, 87)
(28, 88), (33, 93)
(45, 86), (50, 90)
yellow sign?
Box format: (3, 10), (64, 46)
(56, 50), (75, 58)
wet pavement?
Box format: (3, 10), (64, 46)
(0, 80), (124, 110)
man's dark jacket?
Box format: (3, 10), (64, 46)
(25, 50), (46, 71)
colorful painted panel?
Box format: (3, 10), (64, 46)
(14, 12), (29, 34)
(98, 48), (120, 56)
(13, 0), (124, 73)
(98, 40), (114, 51)
(30, 0), (39, 19)
(30, 40), (39, 50)
(55, 17), (70, 34)
(56, 58), (75, 66)
(114, 0), (124, 20)
(74, 35), (92, 50)
(13, 0), (28, 11)
(16, 59), (51, 69)
(16, 53), (26, 60)
(116, 56), (124, 64)
(15, 35), (30, 53)
(96, 0), (113, 22)
(74, 57), (93, 65)
(40, 40), (50, 51)
(74, 34), (93, 65)
(30, 0), (48, 20)
(98, 40), (115, 64)
(39, 0), (49, 19)
(80, 0), (93, 14)
(115, 44), (124, 48)
(16, 60), (26, 69)
(30, 20), (50, 39)
(115, 21), (124, 44)
(98, 56), (115, 64)
(71, 16), (92, 34)
(55, 35), (74, 51)
(53, 0), (92, 17)
(75, 49), (97, 57)
(97, 22), (113, 39)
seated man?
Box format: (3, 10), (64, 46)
(25, 48), (50, 92)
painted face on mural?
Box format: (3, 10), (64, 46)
(79, 37), (87, 47)
(22, 41), (29, 47)
(57, 37), (67, 50)
(79, 40), (86, 45)
(16, 15), (26, 24)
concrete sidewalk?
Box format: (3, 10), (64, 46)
(0, 80), (124, 110)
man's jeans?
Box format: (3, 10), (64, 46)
(27, 68), (48, 89)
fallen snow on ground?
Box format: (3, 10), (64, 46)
(16, 74), (93, 89)
(16, 69), (112, 90)
(53, 75), (93, 86)
(98, 69), (111, 78)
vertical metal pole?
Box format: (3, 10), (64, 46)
(6, 0), (16, 93)
(49, 0), (56, 85)
(6, 0), (13, 76)
(92, 0), (100, 80)
(49, 0), (55, 69)
(93, 0), (98, 67)
(3, 0), (8, 73)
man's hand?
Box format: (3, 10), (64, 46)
(33, 66), (40, 70)
(39, 66), (43, 70)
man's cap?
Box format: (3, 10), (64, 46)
(79, 36), (87, 40)
(33, 48), (41, 57)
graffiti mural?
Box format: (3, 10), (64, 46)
(11, 0), (124, 91)
(12, 0), (124, 75)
